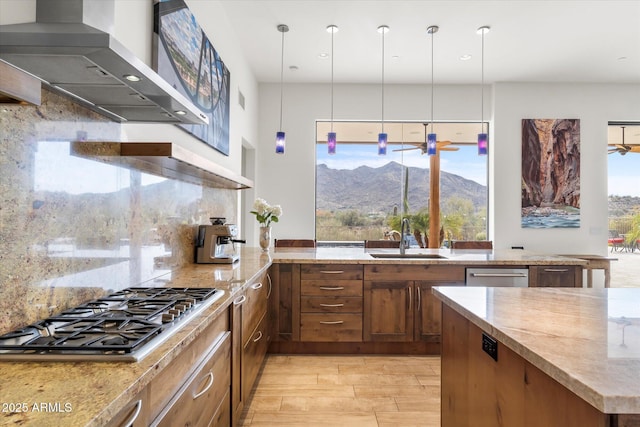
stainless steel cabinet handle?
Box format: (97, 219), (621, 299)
(233, 295), (246, 305)
(193, 371), (214, 399)
(319, 286), (345, 291)
(121, 399), (142, 427)
(252, 331), (263, 342)
(319, 303), (344, 307)
(407, 285), (412, 310)
(251, 282), (263, 290)
(417, 287), (421, 310)
(471, 273), (528, 277)
(319, 270), (344, 274)
(319, 320), (344, 325)
(543, 268), (569, 272)
(266, 273), (272, 298)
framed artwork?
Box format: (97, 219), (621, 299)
(521, 119), (581, 228)
(153, 0), (231, 156)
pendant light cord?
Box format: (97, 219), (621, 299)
(279, 28), (285, 131)
(381, 28), (385, 134)
(481, 29), (484, 134)
(430, 28), (434, 131)
(331, 28), (334, 132)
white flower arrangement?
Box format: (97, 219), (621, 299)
(250, 198), (282, 227)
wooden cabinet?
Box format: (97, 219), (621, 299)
(105, 389), (149, 427)
(108, 307), (231, 426)
(529, 265), (582, 287)
(364, 265), (465, 343)
(441, 305), (608, 427)
(299, 264), (363, 342)
(231, 272), (270, 424)
(152, 332), (231, 427)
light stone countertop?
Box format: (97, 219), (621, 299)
(433, 286), (640, 414)
(270, 247), (588, 265)
(0, 247), (589, 426)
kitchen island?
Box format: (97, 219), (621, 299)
(433, 286), (640, 427)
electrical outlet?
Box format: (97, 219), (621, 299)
(482, 332), (498, 361)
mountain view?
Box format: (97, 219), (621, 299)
(317, 161), (487, 215)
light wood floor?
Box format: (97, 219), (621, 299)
(240, 354), (441, 426)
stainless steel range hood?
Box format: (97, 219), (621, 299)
(0, 0), (208, 125)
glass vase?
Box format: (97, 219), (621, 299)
(259, 226), (271, 252)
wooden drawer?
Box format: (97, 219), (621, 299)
(301, 296), (363, 313)
(364, 264), (465, 282)
(243, 273), (269, 341)
(210, 390), (231, 427)
(147, 309), (229, 421)
(529, 266), (582, 287)
(105, 388), (149, 427)
(301, 280), (363, 296)
(300, 313), (362, 342)
(301, 264), (363, 280)
(152, 331), (231, 426)
(243, 312), (269, 399)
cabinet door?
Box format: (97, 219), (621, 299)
(530, 266), (582, 287)
(363, 281), (413, 342)
(153, 332), (231, 427)
(269, 264), (300, 342)
(414, 281), (441, 342)
(243, 312), (269, 402)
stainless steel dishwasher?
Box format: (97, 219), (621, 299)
(466, 268), (529, 287)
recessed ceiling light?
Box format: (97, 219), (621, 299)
(318, 53), (329, 59)
(392, 55), (400, 60)
(617, 56), (628, 61)
(289, 65), (299, 71)
(123, 74), (141, 82)
(459, 54), (472, 61)
(174, 110), (187, 115)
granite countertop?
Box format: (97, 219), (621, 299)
(0, 247), (589, 426)
(0, 247), (271, 427)
(271, 247), (588, 265)
(433, 286), (640, 414)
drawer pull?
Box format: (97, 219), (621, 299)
(407, 285), (412, 310)
(251, 282), (263, 290)
(319, 320), (344, 325)
(543, 268), (569, 273)
(233, 295), (246, 305)
(319, 286), (345, 291)
(266, 274), (272, 298)
(121, 399), (142, 427)
(319, 270), (344, 274)
(471, 273), (528, 278)
(319, 303), (344, 307)
(252, 331), (263, 342)
(417, 287), (421, 310)
(193, 371), (214, 400)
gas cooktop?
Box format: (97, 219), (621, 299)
(0, 287), (224, 362)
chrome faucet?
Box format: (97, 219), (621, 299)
(400, 217), (410, 255)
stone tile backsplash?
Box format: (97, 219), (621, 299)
(0, 89), (237, 334)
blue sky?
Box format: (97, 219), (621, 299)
(317, 143), (640, 197)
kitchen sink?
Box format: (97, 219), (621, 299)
(368, 253), (448, 259)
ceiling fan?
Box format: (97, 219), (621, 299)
(393, 123), (460, 154)
(608, 126), (640, 155)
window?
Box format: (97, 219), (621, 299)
(315, 121), (488, 246)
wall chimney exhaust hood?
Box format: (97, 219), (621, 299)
(0, 0), (208, 125)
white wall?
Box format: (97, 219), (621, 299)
(257, 81), (640, 255)
(493, 83), (640, 254)
(257, 82), (490, 241)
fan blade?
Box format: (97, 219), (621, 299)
(436, 140), (453, 146)
(392, 147), (422, 152)
(630, 146), (640, 153)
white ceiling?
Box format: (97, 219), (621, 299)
(217, 0), (640, 85)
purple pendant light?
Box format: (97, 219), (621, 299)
(426, 25), (438, 156)
(477, 26), (490, 156)
(378, 25), (389, 155)
(275, 24), (289, 154)
(327, 25), (338, 155)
